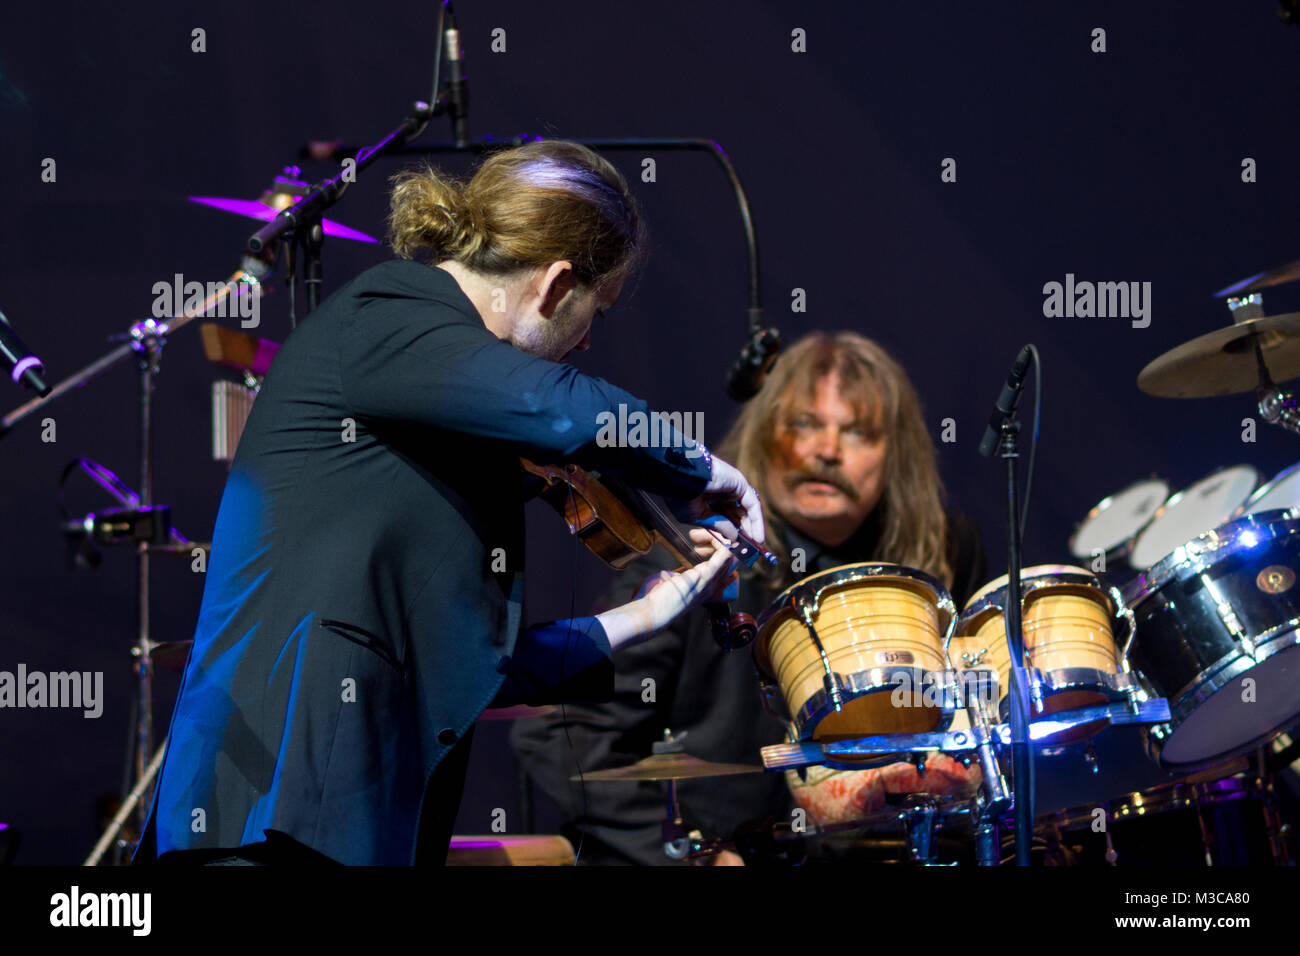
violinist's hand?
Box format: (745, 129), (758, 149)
(688, 528), (740, 601)
(595, 546), (737, 653)
(670, 454), (765, 547)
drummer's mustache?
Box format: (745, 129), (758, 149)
(785, 468), (858, 500)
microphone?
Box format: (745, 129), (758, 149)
(443, 5), (469, 147)
(0, 310), (50, 396)
(977, 345), (1033, 457)
(726, 327), (782, 402)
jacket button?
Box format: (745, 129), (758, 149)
(438, 728), (457, 746)
(495, 654), (511, 674)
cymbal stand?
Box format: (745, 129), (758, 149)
(1257, 744), (1293, 865)
(1254, 335), (1300, 437)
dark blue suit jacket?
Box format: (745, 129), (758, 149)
(135, 260), (710, 864)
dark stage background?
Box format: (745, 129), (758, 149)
(2, 1), (1300, 863)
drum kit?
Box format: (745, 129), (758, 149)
(569, 264), (1300, 866)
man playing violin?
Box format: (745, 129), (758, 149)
(513, 331), (987, 864)
(135, 140), (762, 866)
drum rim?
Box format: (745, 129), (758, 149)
(1144, 625), (1300, 769)
(1128, 463), (1261, 570)
(1042, 773), (1262, 830)
(1068, 476), (1172, 560)
(755, 561), (954, 633)
(1121, 508), (1300, 607)
(1233, 460), (1300, 519)
(959, 568), (1116, 624)
(788, 667), (959, 743)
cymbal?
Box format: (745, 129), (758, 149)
(1216, 260), (1300, 298)
(574, 751), (762, 782)
(1137, 311), (1300, 397)
(189, 195), (379, 244)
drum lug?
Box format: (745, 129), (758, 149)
(798, 603), (846, 714)
(1109, 585), (1138, 673)
(1029, 672), (1046, 715)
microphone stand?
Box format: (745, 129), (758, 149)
(997, 416), (1035, 865)
(0, 265), (268, 862)
(249, 102), (434, 319)
(336, 136), (774, 392)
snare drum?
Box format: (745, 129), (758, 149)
(754, 563), (957, 764)
(952, 565), (1133, 745)
(1122, 509), (1300, 771)
(1069, 477), (1171, 566)
(1129, 465), (1259, 570)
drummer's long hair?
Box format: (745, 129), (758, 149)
(387, 140), (646, 291)
(718, 332), (952, 591)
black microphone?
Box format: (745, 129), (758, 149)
(977, 345), (1033, 457)
(726, 326), (782, 402)
(444, 5), (469, 147)
(0, 310), (50, 396)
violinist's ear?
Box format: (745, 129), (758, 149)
(531, 260), (577, 318)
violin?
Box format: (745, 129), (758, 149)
(520, 458), (773, 650)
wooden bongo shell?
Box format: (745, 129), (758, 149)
(954, 566), (1121, 744)
(756, 564), (954, 755)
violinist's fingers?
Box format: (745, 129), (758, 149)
(688, 527), (729, 561)
(735, 481), (765, 544)
(679, 546), (737, 604)
(693, 511), (740, 544)
(699, 456), (766, 545)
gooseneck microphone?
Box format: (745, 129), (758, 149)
(725, 327), (782, 402)
(978, 345), (1033, 457)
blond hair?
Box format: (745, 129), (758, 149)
(387, 140), (645, 289)
(718, 332), (952, 591)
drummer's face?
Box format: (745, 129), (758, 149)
(767, 373), (886, 547)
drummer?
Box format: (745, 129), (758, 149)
(511, 331), (988, 864)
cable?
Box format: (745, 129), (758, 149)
(1019, 345), (1042, 546)
(429, 2), (447, 122)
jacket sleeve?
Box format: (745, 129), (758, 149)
(509, 552), (695, 865)
(336, 293), (710, 500)
(492, 617), (615, 707)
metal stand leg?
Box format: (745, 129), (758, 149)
(86, 740), (167, 866)
(975, 819), (999, 866)
(902, 796), (939, 864)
